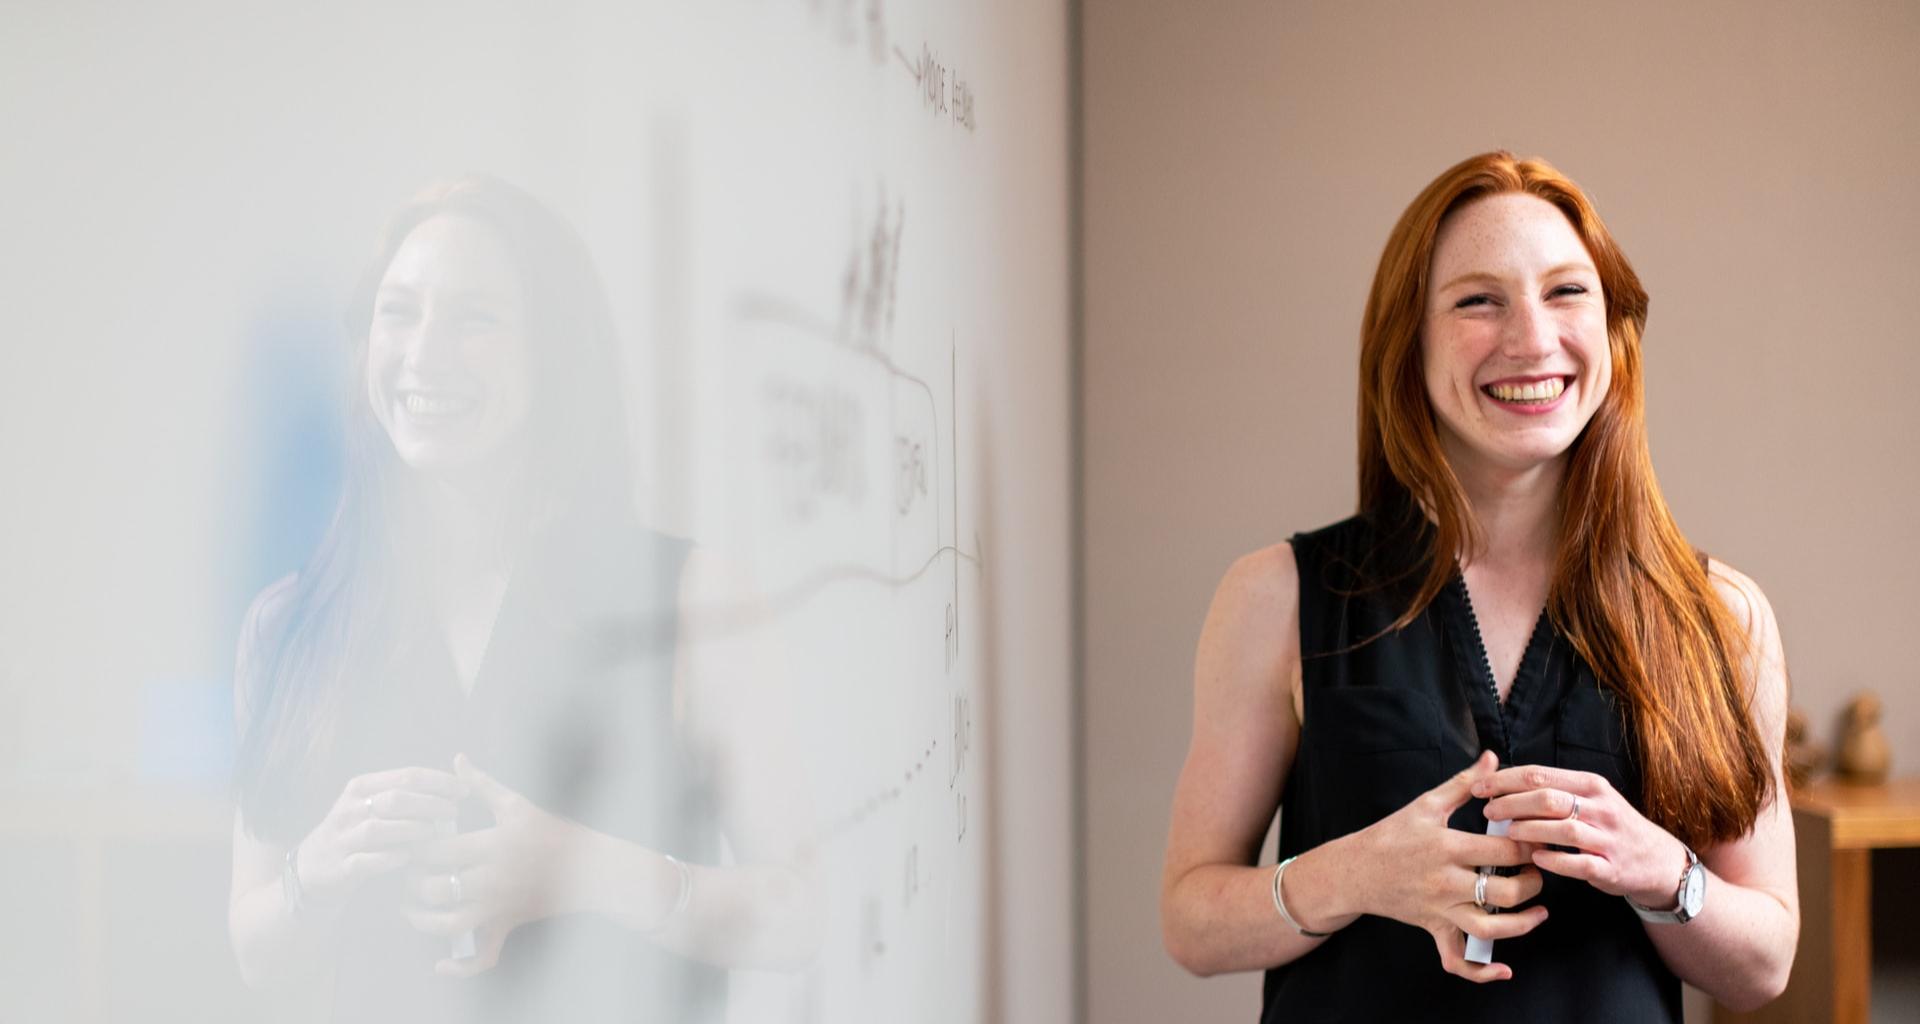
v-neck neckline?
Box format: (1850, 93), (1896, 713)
(1444, 572), (1554, 759)
(442, 569), (516, 702)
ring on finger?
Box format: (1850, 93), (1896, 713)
(364, 795), (376, 818)
(1473, 866), (1492, 911)
(1567, 794), (1581, 822)
(449, 872), (464, 905)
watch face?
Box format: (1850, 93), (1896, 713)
(1681, 865), (1706, 915)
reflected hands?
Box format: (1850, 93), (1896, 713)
(1352, 750), (1549, 982)
(403, 754), (592, 977)
(295, 767), (468, 908)
(1474, 764), (1689, 910)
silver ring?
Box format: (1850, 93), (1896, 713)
(448, 873), (464, 905)
(364, 796), (376, 817)
(1568, 795), (1581, 822)
(1474, 866), (1491, 910)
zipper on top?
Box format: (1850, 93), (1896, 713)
(1452, 573), (1512, 758)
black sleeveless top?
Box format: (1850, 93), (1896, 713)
(246, 520), (724, 1022)
(1262, 514), (1680, 1024)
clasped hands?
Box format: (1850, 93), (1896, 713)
(292, 754), (595, 976)
(1346, 750), (1688, 982)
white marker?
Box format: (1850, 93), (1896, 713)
(438, 818), (478, 961)
(1464, 817), (1510, 965)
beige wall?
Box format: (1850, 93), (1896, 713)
(1081, 1), (1920, 1021)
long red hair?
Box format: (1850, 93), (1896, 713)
(1357, 151), (1771, 849)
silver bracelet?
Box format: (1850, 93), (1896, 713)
(282, 843), (307, 920)
(644, 853), (694, 933)
(1271, 855), (1332, 938)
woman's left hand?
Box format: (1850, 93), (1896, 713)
(403, 754), (590, 977)
(1472, 764), (1690, 910)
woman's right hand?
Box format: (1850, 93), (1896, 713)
(293, 767), (469, 908)
(1350, 750), (1549, 981)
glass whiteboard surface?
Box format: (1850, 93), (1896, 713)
(0, 3), (1072, 1022)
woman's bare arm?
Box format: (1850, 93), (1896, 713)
(572, 544), (823, 970)
(1637, 560), (1798, 1009)
(1163, 544), (1545, 981)
(227, 577), (340, 992)
(1161, 543), (1334, 975)
(1479, 557), (1798, 1009)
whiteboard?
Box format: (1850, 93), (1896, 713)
(0, 2), (1073, 1022)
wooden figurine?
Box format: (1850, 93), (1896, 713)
(1835, 691), (1891, 786)
(1784, 706), (1826, 790)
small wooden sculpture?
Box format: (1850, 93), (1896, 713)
(1784, 706), (1826, 790)
(1835, 691), (1891, 786)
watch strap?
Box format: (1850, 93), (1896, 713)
(1627, 845), (1701, 924)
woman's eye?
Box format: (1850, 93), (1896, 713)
(375, 301), (419, 321)
(1549, 284), (1589, 298)
(1455, 294), (1493, 309)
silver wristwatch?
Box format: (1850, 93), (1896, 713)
(1628, 845), (1705, 924)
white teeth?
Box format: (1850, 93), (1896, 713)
(404, 393), (476, 416)
(1486, 378), (1567, 403)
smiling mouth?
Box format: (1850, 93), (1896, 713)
(1481, 377), (1569, 405)
(402, 392), (479, 418)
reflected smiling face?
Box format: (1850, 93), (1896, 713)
(366, 214), (532, 474)
(1420, 192), (1611, 477)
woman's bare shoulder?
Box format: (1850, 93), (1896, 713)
(1216, 541), (1299, 612)
(234, 573), (300, 725)
(1198, 542), (1301, 695)
(1703, 557), (1778, 643)
(241, 573), (301, 648)
(1703, 557), (1787, 716)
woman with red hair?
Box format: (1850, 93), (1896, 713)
(1161, 152), (1796, 1021)
(227, 177), (817, 1022)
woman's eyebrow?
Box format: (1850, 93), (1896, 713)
(1543, 260), (1598, 280)
(374, 283), (502, 306)
(1434, 270), (1502, 294)
(1434, 261), (1597, 295)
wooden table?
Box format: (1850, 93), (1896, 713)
(1716, 777), (1920, 1024)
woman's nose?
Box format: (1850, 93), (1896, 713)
(1501, 296), (1560, 360)
(402, 309), (465, 372)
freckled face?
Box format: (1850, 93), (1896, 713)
(1421, 193), (1612, 476)
(366, 215), (531, 474)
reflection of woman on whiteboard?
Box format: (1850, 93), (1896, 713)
(1161, 153), (1796, 1020)
(227, 177), (816, 1021)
